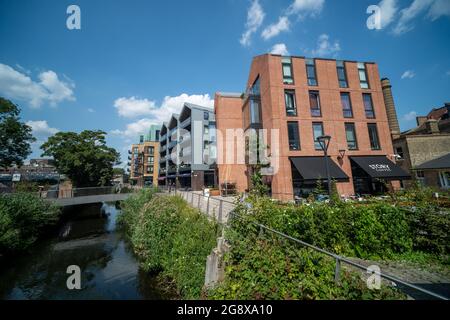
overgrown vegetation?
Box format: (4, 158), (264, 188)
(118, 188), (218, 299)
(0, 193), (60, 255)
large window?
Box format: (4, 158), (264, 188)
(368, 123), (380, 150)
(306, 59), (318, 86)
(312, 122), (324, 150)
(363, 93), (375, 118)
(244, 77), (262, 128)
(309, 91), (321, 117)
(341, 92), (353, 118)
(287, 122), (300, 150)
(282, 57), (294, 84)
(284, 90), (297, 116)
(439, 171), (450, 189)
(148, 156), (154, 164)
(345, 123), (358, 150)
(336, 60), (348, 88)
(147, 166), (154, 174)
(358, 62), (369, 89)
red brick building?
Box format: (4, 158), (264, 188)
(215, 54), (410, 200)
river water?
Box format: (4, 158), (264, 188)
(0, 203), (171, 300)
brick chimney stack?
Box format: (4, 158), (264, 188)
(381, 78), (401, 139)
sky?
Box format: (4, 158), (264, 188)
(0, 0), (449, 167)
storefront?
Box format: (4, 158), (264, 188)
(290, 156), (349, 198)
(350, 156), (410, 195)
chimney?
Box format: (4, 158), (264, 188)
(381, 78), (401, 139)
(425, 119), (440, 134)
(416, 116), (428, 127)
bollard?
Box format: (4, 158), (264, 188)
(206, 197), (210, 216)
(334, 258), (341, 284)
(218, 200), (223, 224)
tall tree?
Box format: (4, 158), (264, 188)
(41, 130), (120, 187)
(0, 97), (35, 169)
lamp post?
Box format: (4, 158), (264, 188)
(317, 135), (332, 196)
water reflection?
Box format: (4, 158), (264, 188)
(0, 203), (172, 300)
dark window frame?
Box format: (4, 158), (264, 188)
(340, 92), (353, 118)
(309, 90), (322, 117)
(358, 62), (370, 89)
(306, 58), (318, 86)
(368, 123), (381, 150)
(363, 93), (376, 119)
(287, 121), (301, 151)
(344, 122), (358, 150)
(281, 57), (294, 85)
(336, 61), (348, 88)
(284, 89), (297, 116)
(312, 122), (324, 150)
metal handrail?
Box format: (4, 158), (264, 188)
(165, 189), (448, 301)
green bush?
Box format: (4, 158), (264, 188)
(118, 189), (218, 299)
(0, 193), (60, 254)
(208, 209), (405, 300)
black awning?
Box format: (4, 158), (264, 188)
(290, 157), (349, 182)
(350, 156), (411, 180)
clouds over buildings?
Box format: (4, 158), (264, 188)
(261, 16), (290, 40)
(0, 63), (75, 108)
(309, 34), (341, 58)
(270, 43), (289, 56)
(112, 93), (214, 138)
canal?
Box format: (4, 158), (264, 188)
(0, 203), (171, 299)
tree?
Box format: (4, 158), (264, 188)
(0, 97), (35, 169)
(41, 130), (120, 187)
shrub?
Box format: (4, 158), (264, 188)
(0, 193), (60, 254)
(118, 189), (218, 299)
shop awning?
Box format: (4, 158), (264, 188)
(290, 157), (349, 181)
(414, 153), (450, 170)
(350, 156), (411, 180)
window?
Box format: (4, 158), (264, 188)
(340, 92), (353, 118)
(147, 166), (154, 174)
(282, 57), (294, 84)
(336, 61), (348, 88)
(287, 122), (300, 150)
(133, 147), (138, 155)
(306, 59), (318, 86)
(284, 90), (297, 116)
(345, 123), (358, 150)
(312, 122), (324, 150)
(148, 156), (154, 164)
(363, 93), (375, 118)
(203, 112), (209, 120)
(416, 170), (425, 186)
(250, 99), (261, 124)
(139, 135), (144, 143)
(396, 147), (404, 159)
(204, 125), (209, 135)
(368, 123), (380, 150)
(155, 130), (160, 141)
(358, 62), (369, 89)
(439, 171), (450, 189)
(309, 91), (321, 117)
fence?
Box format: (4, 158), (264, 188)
(164, 188), (448, 300)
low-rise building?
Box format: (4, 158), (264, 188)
(393, 103), (450, 190)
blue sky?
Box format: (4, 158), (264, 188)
(0, 0), (449, 166)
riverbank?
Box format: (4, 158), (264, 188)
(118, 189), (218, 299)
(0, 202), (172, 299)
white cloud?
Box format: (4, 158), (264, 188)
(401, 70), (416, 79)
(87, 108), (95, 113)
(402, 111), (418, 121)
(0, 63), (75, 108)
(270, 43), (290, 56)
(378, 0), (399, 28)
(261, 16), (290, 40)
(310, 34), (341, 58)
(26, 120), (59, 137)
(240, 0), (265, 46)
(446, 70), (450, 76)
(114, 96), (156, 118)
(393, 0), (450, 35)
(287, 0), (324, 17)
(112, 93), (214, 137)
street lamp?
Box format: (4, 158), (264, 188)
(317, 135), (332, 196)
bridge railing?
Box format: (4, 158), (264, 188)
(39, 186), (126, 199)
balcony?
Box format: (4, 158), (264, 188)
(180, 117), (191, 129)
(178, 164), (191, 173)
(159, 134), (167, 142)
(168, 165), (177, 174)
(160, 145), (167, 152)
(168, 140), (178, 149)
(159, 155), (166, 163)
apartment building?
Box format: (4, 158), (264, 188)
(215, 54), (410, 200)
(129, 126), (160, 187)
(158, 103), (217, 190)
